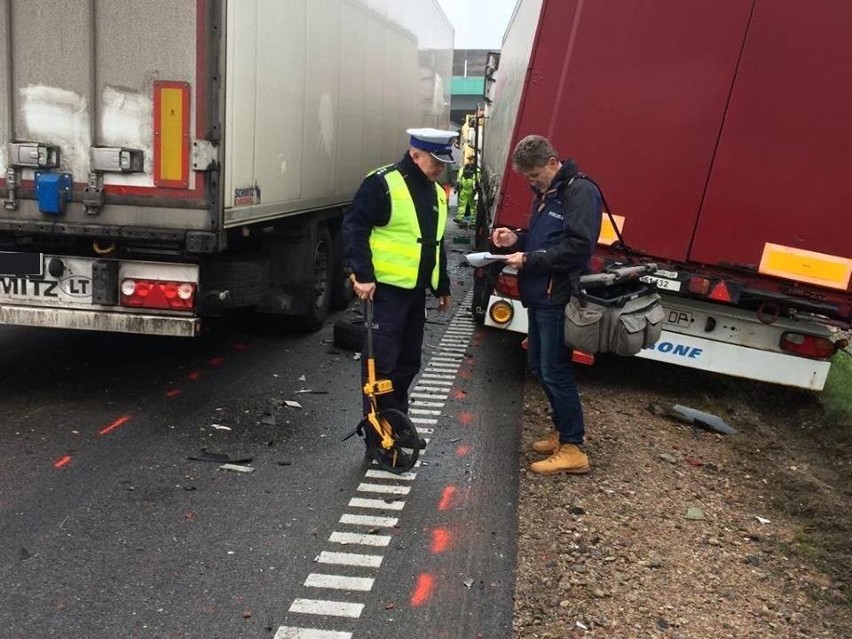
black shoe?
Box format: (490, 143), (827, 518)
(418, 436), (427, 449)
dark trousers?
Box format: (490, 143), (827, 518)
(527, 306), (585, 444)
(361, 284), (427, 415)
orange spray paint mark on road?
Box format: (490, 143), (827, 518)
(54, 455), (72, 469)
(231, 342), (249, 352)
(99, 416), (131, 436)
(437, 486), (457, 511)
(430, 528), (452, 554)
(208, 356), (225, 367)
(452, 389), (467, 400)
(457, 368), (473, 380)
(458, 410), (476, 426)
(187, 370), (204, 381)
(165, 389), (182, 399)
(410, 573), (435, 607)
(456, 444), (471, 457)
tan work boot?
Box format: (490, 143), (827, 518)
(531, 430), (559, 455)
(530, 444), (590, 475)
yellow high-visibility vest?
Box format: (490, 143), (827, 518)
(369, 167), (447, 289)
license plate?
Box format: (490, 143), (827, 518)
(640, 274), (682, 292)
(0, 251), (43, 276)
(0, 256), (93, 304)
(664, 309), (695, 327)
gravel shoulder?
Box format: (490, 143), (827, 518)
(513, 354), (851, 639)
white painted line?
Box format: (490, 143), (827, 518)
(317, 551), (384, 568)
(349, 497), (406, 511)
(411, 400), (445, 408)
(275, 627), (352, 639)
(357, 482), (411, 496)
(366, 469), (417, 481)
(432, 354), (465, 361)
(412, 389), (450, 396)
(419, 373), (456, 380)
(409, 417), (438, 425)
(437, 345), (468, 352)
(414, 382), (452, 390)
(410, 392), (448, 400)
(304, 573), (375, 592)
(425, 365), (459, 371)
(339, 513), (398, 527)
(289, 598), (364, 618)
(409, 408), (442, 416)
(439, 339), (469, 345)
(414, 427), (434, 434)
(329, 531), (392, 547)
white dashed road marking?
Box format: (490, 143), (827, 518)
(277, 292), (476, 637)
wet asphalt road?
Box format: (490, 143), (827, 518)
(0, 234), (527, 639)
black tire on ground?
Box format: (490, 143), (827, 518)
(472, 278), (487, 324)
(330, 229), (354, 311)
(201, 259), (268, 308)
(297, 225), (333, 331)
(333, 318), (366, 351)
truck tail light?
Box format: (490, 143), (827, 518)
(489, 300), (514, 325)
(121, 279), (196, 310)
(708, 280), (733, 303)
(494, 272), (520, 298)
(688, 277), (711, 295)
(779, 332), (836, 360)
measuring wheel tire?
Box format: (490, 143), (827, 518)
(365, 408), (420, 474)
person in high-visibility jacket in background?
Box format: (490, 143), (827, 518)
(453, 155), (480, 225)
(343, 128), (456, 453)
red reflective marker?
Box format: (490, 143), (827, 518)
(165, 389), (183, 398)
(458, 410), (476, 426)
(437, 486), (457, 511)
(430, 528), (452, 554)
(455, 444), (471, 457)
(54, 455), (72, 469)
(187, 370), (204, 381)
(99, 416), (131, 436)
(410, 573), (435, 607)
(208, 356), (225, 367)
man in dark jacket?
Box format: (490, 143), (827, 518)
(343, 128), (456, 452)
(492, 134), (602, 474)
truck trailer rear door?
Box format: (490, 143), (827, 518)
(691, 0), (852, 294)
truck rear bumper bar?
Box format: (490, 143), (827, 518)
(0, 305), (200, 337)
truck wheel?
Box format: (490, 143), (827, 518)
(472, 278), (488, 324)
(330, 229), (354, 311)
(298, 225), (333, 331)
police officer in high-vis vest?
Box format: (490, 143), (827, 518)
(343, 128), (457, 436)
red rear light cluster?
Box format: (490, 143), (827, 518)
(494, 272), (521, 298)
(687, 276), (738, 303)
(121, 279), (196, 310)
(779, 332), (836, 360)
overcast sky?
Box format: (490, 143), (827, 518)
(436, 0), (517, 50)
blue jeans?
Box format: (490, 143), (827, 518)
(527, 306), (585, 445)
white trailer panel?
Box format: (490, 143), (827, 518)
(223, 0), (453, 227)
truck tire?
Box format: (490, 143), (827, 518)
(333, 318), (366, 351)
(202, 259), (268, 309)
(330, 229), (354, 311)
(297, 225), (333, 331)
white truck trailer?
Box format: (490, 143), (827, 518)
(0, 0), (453, 336)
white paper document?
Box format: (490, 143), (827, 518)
(465, 252), (510, 268)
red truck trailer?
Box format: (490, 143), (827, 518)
(476, 0), (851, 390)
